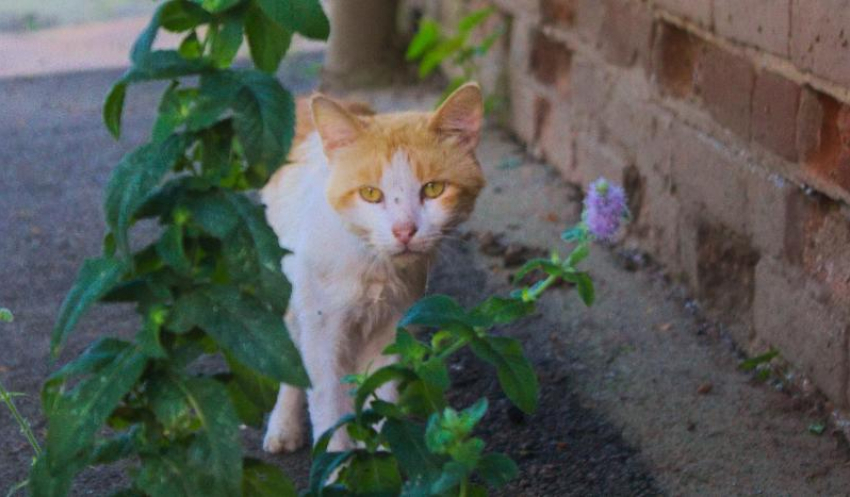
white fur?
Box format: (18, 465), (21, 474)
(260, 133), (452, 452)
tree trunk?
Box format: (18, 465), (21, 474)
(322, 0), (401, 88)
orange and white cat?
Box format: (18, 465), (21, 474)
(260, 83), (485, 452)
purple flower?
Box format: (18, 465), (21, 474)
(583, 178), (628, 241)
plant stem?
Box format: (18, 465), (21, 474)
(0, 380), (40, 456)
(459, 478), (468, 497)
(525, 274), (559, 302)
(437, 336), (469, 361)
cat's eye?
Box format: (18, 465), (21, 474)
(422, 181), (446, 199)
(359, 186), (384, 203)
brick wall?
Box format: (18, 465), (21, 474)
(408, 0), (850, 413)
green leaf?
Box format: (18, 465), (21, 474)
(104, 134), (188, 255)
(573, 272), (595, 306)
(245, 3), (293, 72)
(458, 7), (494, 33)
(417, 357), (450, 391)
(126, 50), (210, 81)
(196, 0), (242, 14)
(104, 81), (127, 139)
(400, 378), (447, 418)
(448, 438), (484, 470)
(211, 13), (245, 68)
(430, 461), (467, 494)
(739, 349), (779, 372)
(160, 0), (212, 31)
(224, 352), (279, 427)
(308, 450), (354, 494)
(0, 307), (12, 322)
(384, 328), (429, 364)
(170, 286), (309, 386)
(231, 70), (296, 172)
(469, 336), (538, 414)
(51, 256), (128, 357)
(141, 376), (242, 497)
(92, 426), (141, 464)
(221, 192), (290, 313)
(400, 294), (486, 330)
(418, 36), (465, 78)
(382, 419), (442, 481)
(43, 338), (131, 415)
(476, 453), (518, 488)
(473, 296), (535, 325)
(243, 458), (297, 497)
(156, 224), (191, 273)
(355, 365), (416, 415)
(255, 0), (330, 39)
(344, 452), (403, 495)
(178, 31), (204, 59)
(30, 454), (76, 497)
(406, 19), (441, 61)
(148, 375), (193, 432)
(45, 344), (146, 469)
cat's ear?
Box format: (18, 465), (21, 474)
(311, 94), (364, 153)
(429, 82), (483, 152)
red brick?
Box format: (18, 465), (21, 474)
(796, 87), (825, 161)
(798, 90), (850, 196)
(798, 200), (850, 305)
(713, 0), (790, 57)
(598, 0), (655, 68)
(696, 44), (755, 140)
(652, 22), (702, 98)
(751, 71), (800, 162)
(791, 0), (850, 87)
(530, 31), (572, 95)
(754, 257), (849, 407)
(540, 0), (575, 26)
(652, 0), (712, 27)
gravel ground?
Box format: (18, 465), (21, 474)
(2, 52), (850, 496)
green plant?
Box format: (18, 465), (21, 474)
(406, 7), (505, 109)
(1, 308), (43, 497)
(306, 218), (608, 495)
(30, 1), (329, 495)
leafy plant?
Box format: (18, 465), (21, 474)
(30, 1), (329, 495)
(1, 308), (43, 497)
(307, 217), (610, 496)
(406, 7), (505, 109)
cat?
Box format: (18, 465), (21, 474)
(260, 83), (486, 453)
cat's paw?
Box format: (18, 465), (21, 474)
(263, 424), (306, 454)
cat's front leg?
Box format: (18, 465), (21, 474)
(263, 385), (306, 453)
(302, 317), (356, 451)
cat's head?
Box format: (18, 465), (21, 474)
(312, 83), (486, 261)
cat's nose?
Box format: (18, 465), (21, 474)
(392, 222), (418, 245)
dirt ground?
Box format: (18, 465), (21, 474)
(3, 50), (850, 496)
